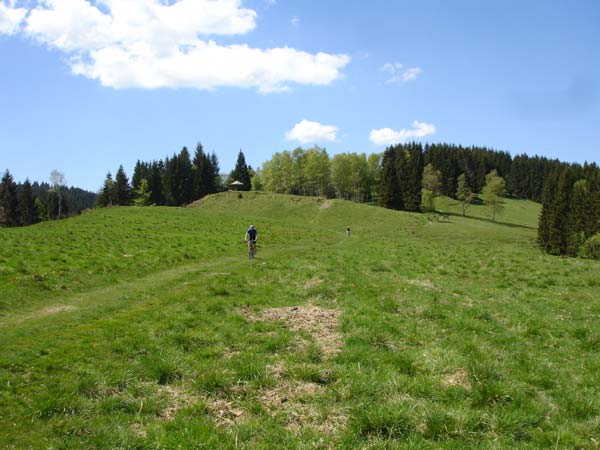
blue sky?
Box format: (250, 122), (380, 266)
(1, 0), (599, 191)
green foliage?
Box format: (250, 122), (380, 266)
(583, 233), (600, 259)
(421, 188), (435, 219)
(482, 170), (506, 222)
(456, 173), (474, 216)
(133, 179), (151, 206)
(97, 172), (116, 207)
(421, 163), (442, 219)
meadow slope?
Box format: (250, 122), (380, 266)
(1, 192), (599, 449)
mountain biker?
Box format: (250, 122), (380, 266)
(245, 224), (258, 259)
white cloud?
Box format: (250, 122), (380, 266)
(0, 2), (27, 35)
(286, 120), (338, 144)
(1, 0), (350, 92)
(370, 121), (436, 146)
(290, 16), (300, 28)
(381, 62), (422, 84)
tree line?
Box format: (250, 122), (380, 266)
(5, 140), (598, 260)
(538, 163), (600, 258)
(0, 169), (97, 227)
(255, 143), (566, 207)
(97, 145), (256, 207)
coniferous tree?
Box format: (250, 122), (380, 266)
(148, 161), (164, 205)
(97, 172), (116, 207)
(403, 143), (424, 211)
(131, 160), (149, 191)
(177, 147), (194, 204)
(18, 179), (38, 226)
(231, 150), (251, 191)
(544, 167), (576, 255)
(115, 165), (132, 206)
(133, 179), (151, 206)
(209, 152), (221, 193)
(0, 170), (19, 227)
(566, 179), (590, 255)
(379, 147), (402, 209)
(193, 143), (213, 199)
(162, 154), (178, 205)
(538, 169), (559, 253)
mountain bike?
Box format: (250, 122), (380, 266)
(246, 240), (257, 260)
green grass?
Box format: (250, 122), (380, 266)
(1, 191), (599, 449)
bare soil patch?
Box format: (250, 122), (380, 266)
(318, 199), (332, 209)
(248, 305), (342, 358)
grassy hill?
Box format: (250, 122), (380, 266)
(1, 192), (599, 449)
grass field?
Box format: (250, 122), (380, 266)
(1, 191), (599, 449)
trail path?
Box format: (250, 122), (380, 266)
(0, 239), (342, 330)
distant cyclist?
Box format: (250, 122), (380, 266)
(245, 224), (258, 259)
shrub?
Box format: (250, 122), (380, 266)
(583, 233), (600, 259)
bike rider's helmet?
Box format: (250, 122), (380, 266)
(249, 224), (255, 229)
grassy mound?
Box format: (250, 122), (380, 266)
(0, 193), (598, 449)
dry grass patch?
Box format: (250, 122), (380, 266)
(303, 277), (324, 289)
(404, 279), (438, 290)
(318, 199), (332, 209)
(155, 384), (199, 420)
(38, 305), (78, 318)
(206, 398), (246, 426)
(129, 423), (147, 439)
(248, 305), (342, 358)
(259, 380), (346, 434)
(442, 369), (472, 390)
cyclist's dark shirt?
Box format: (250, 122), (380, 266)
(247, 228), (257, 241)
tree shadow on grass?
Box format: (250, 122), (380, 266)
(435, 211), (537, 231)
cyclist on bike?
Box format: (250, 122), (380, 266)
(245, 224), (258, 259)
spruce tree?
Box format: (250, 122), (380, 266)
(545, 167), (576, 255)
(177, 147), (194, 204)
(133, 179), (151, 206)
(566, 179), (589, 256)
(402, 143), (424, 211)
(115, 165), (132, 206)
(538, 169), (559, 253)
(97, 172), (116, 207)
(162, 154), (178, 205)
(209, 152), (221, 193)
(131, 160), (149, 191)
(379, 147), (402, 210)
(192, 143), (209, 199)
(18, 179), (37, 226)
(0, 170), (19, 227)
(149, 161), (164, 205)
(231, 150), (251, 191)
